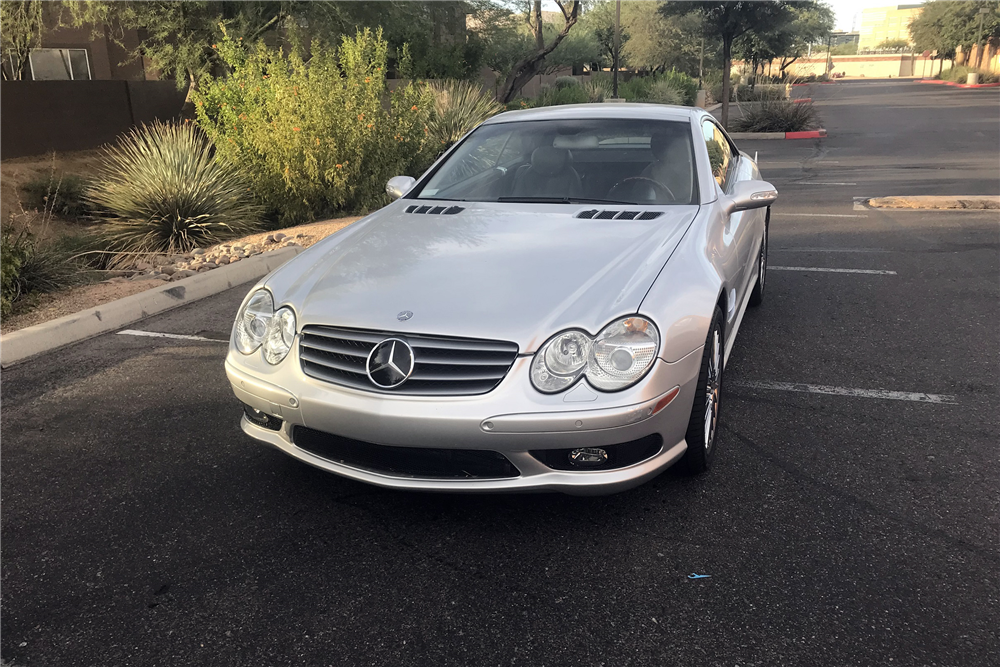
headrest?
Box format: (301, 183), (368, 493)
(650, 131), (687, 156)
(553, 135), (599, 149)
(531, 146), (570, 176)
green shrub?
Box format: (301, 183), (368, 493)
(647, 80), (685, 106)
(938, 66), (999, 84)
(654, 70), (698, 105)
(503, 98), (535, 111)
(735, 84), (787, 102)
(85, 121), (262, 259)
(194, 28), (436, 225)
(21, 172), (89, 218)
(427, 80), (503, 151)
(534, 84), (589, 107)
(618, 76), (653, 101)
(554, 76), (580, 89)
(1, 225), (83, 317)
(730, 100), (820, 133)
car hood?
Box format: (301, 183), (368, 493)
(265, 202), (698, 352)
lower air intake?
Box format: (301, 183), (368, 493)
(293, 427), (521, 479)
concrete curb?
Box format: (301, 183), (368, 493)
(0, 246), (304, 367)
(729, 129), (827, 140)
(917, 78), (1000, 89)
(865, 195), (1000, 210)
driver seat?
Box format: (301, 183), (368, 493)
(511, 147), (582, 198)
(640, 132), (695, 203)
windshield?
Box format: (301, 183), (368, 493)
(412, 118), (699, 206)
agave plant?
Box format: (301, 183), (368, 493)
(86, 121), (261, 259)
(426, 80), (503, 150)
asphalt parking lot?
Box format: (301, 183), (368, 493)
(2, 81), (998, 666)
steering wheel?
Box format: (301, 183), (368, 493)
(607, 177), (677, 203)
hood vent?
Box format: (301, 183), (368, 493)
(576, 210), (663, 221)
(405, 204), (464, 215)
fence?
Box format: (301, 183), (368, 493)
(0, 80), (187, 159)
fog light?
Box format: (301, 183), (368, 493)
(242, 402), (283, 431)
(568, 447), (609, 467)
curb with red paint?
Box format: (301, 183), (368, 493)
(792, 98), (812, 103)
(917, 78), (1000, 89)
(729, 129), (827, 140)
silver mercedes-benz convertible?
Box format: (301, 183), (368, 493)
(225, 104), (777, 495)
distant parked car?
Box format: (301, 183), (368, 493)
(226, 104), (776, 495)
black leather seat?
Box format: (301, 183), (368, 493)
(511, 147), (582, 198)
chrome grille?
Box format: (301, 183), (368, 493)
(299, 326), (519, 396)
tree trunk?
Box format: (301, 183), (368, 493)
(497, 1), (579, 103)
(721, 37), (732, 129)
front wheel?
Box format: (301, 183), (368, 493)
(748, 210), (768, 307)
(680, 307), (724, 474)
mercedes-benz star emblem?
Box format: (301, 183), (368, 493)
(397, 310), (413, 321)
(366, 338), (415, 389)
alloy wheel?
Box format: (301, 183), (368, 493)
(703, 327), (721, 451)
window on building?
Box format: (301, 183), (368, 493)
(28, 49), (91, 81)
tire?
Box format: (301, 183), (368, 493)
(680, 307), (724, 474)
(748, 209), (769, 307)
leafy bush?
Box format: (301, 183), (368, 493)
(193, 28), (436, 225)
(21, 172), (89, 218)
(653, 70), (697, 105)
(554, 76), (580, 89)
(735, 84), (788, 102)
(85, 121), (262, 259)
(731, 100), (820, 133)
(1, 224), (83, 317)
(618, 76), (653, 101)
(427, 80), (503, 151)
(503, 98), (535, 111)
(534, 84), (589, 107)
(647, 80), (685, 106)
(614, 71), (696, 105)
(938, 66), (999, 84)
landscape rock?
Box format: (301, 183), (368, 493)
(160, 265), (176, 275)
(192, 248), (206, 256)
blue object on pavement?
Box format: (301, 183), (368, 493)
(688, 573), (712, 579)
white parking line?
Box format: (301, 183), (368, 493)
(117, 329), (228, 343)
(769, 266), (897, 275)
(736, 381), (957, 404)
(776, 247), (891, 253)
(772, 213), (868, 218)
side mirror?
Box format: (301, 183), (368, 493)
(386, 175), (416, 200)
(724, 180), (778, 213)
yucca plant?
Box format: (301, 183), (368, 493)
(86, 121), (261, 259)
(583, 77), (612, 102)
(647, 81), (686, 106)
(427, 80), (503, 151)
(731, 100), (820, 133)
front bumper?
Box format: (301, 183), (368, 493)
(226, 346), (703, 495)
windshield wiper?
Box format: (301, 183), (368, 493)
(496, 196), (634, 205)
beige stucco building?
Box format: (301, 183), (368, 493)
(858, 4), (923, 50)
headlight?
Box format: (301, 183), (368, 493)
(530, 317), (659, 393)
(235, 289), (274, 354)
(263, 307), (296, 364)
(530, 330), (590, 393)
(586, 317), (659, 390)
